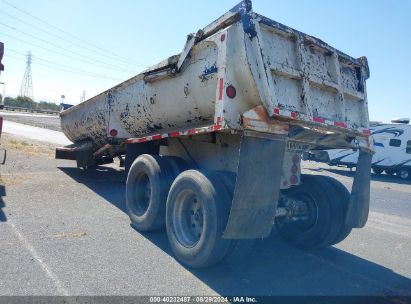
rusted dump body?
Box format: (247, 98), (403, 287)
(60, 0), (371, 152)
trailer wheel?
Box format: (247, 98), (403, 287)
(275, 175), (351, 249)
(166, 170), (234, 268)
(399, 168), (411, 180)
(126, 154), (174, 231)
(372, 168), (383, 174)
(317, 176), (352, 246)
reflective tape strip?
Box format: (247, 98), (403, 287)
(218, 78), (224, 100)
(125, 124), (223, 144)
(273, 106), (367, 135)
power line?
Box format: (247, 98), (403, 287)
(0, 9), (147, 68)
(0, 0), (143, 66)
(35, 60), (123, 81)
(0, 22), (137, 73)
(6, 53), (123, 81)
(7, 48), (123, 80)
(0, 31), (136, 75)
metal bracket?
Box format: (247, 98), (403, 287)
(176, 35), (196, 71)
(176, 0), (254, 73)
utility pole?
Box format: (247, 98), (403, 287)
(19, 51), (33, 100)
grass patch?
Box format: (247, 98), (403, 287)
(1, 134), (55, 158)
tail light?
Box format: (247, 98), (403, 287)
(226, 85), (236, 99)
(109, 129), (118, 137)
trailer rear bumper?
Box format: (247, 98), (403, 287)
(55, 146), (78, 160)
(56, 141), (97, 168)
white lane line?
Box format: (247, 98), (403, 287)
(8, 221), (69, 296)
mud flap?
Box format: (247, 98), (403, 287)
(223, 131), (286, 239)
(346, 149), (372, 228)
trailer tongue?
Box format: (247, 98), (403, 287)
(57, 0), (373, 268)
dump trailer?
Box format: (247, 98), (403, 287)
(57, 0), (373, 268)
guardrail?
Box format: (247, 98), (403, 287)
(0, 105), (59, 115)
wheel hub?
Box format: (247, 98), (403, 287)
(131, 173), (151, 215)
(276, 193), (318, 230)
(173, 191), (204, 247)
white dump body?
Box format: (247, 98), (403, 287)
(60, 4), (370, 148)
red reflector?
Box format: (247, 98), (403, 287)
(220, 34), (226, 42)
(110, 129), (118, 137)
(226, 85), (236, 99)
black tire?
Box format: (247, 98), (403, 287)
(317, 176), (352, 246)
(399, 168), (411, 180)
(385, 169), (395, 176)
(275, 175), (351, 249)
(372, 167), (383, 174)
(209, 171), (239, 258)
(166, 170), (234, 268)
(126, 154), (175, 231)
(276, 175), (330, 249)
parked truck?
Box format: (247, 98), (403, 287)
(56, 1), (373, 268)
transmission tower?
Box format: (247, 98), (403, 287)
(19, 51), (33, 100)
(80, 90), (86, 102)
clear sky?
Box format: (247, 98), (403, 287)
(0, 0), (410, 122)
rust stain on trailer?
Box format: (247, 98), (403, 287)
(242, 105), (288, 135)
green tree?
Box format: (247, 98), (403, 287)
(4, 96), (59, 111)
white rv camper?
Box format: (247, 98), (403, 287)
(306, 120), (411, 180)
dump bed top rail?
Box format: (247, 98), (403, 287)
(254, 13), (368, 73)
(175, 0), (369, 78)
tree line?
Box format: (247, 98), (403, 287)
(3, 96), (60, 111)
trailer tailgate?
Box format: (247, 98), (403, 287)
(246, 12), (370, 135)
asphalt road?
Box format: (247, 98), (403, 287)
(2, 120), (71, 146)
(0, 110), (62, 132)
(0, 122), (410, 298)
